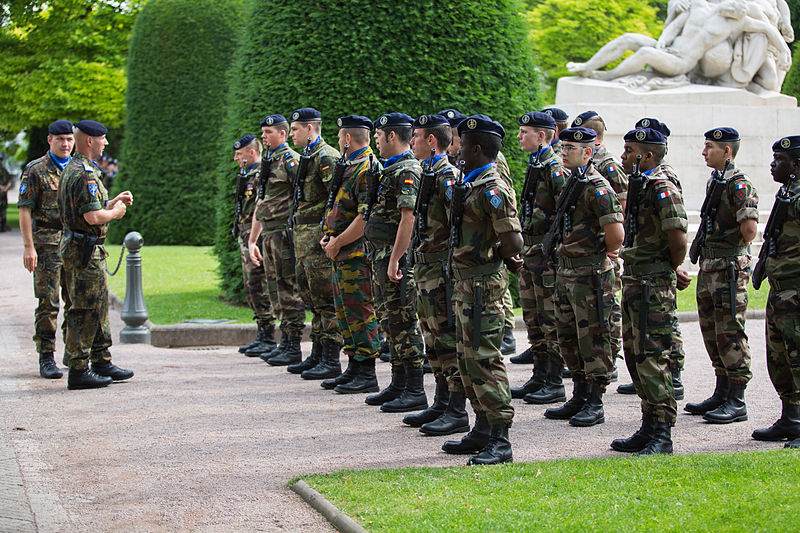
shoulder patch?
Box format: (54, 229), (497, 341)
(86, 179), (98, 197)
(19, 182), (27, 195)
(486, 187), (503, 209)
(83, 161), (94, 172)
(595, 188), (611, 209)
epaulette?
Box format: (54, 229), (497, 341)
(283, 152), (293, 161)
(441, 167), (455, 176)
(83, 161), (95, 171)
(25, 160), (36, 169)
(590, 177), (606, 187)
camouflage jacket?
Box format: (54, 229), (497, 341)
(322, 145), (373, 261)
(18, 153), (65, 245)
(296, 137), (340, 220)
(521, 144), (567, 254)
(620, 166), (688, 270)
(415, 154), (456, 256)
(255, 144), (299, 231)
(765, 179), (800, 281)
(237, 162), (261, 230)
(660, 162), (682, 192)
(0, 160), (11, 186)
(495, 151), (513, 188)
(593, 144), (628, 203)
(58, 152), (109, 240)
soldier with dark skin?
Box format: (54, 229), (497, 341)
(58, 120), (133, 390)
(0, 151), (11, 232)
(18, 120), (74, 378)
(752, 135), (800, 448)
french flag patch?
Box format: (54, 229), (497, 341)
(658, 191), (670, 200)
(288, 160), (297, 167)
(735, 183), (746, 190)
(596, 189), (608, 197)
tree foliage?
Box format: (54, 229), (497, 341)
(213, 0), (539, 301)
(782, 42), (800, 99)
(107, 0), (242, 246)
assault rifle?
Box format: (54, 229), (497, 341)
(321, 144), (349, 226)
(412, 149), (437, 246)
(752, 175), (799, 289)
(258, 144), (273, 200)
(520, 144), (544, 224)
(363, 155), (380, 222)
(445, 160), (466, 327)
(541, 163), (591, 259)
(689, 159), (732, 264)
(623, 154), (643, 248)
(288, 138), (312, 230)
(231, 159), (248, 238)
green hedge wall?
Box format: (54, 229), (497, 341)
(214, 0), (539, 301)
(108, 0), (242, 245)
(783, 44), (800, 100)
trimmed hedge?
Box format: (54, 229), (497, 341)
(214, 0), (539, 301)
(108, 0), (243, 245)
(783, 43), (800, 100)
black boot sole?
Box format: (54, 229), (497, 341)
(703, 413), (748, 424)
(569, 415), (605, 427)
(381, 400), (428, 413)
(420, 421), (470, 436)
(524, 391), (567, 404)
(301, 369), (341, 380)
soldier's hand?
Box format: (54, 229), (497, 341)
(676, 268), (691, 290)
(503, 254), (523, 274)
(115, 191), (134, 206)
(388, 259), (402, 283)
(112, 201), (127, 219)
(23, 245), (37, 272)
(606, 248), (620, 261)
(249, 242), (262, 266)
(323, 236), (340, 260)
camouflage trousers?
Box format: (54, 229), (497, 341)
(611, 259), (623, 360)
(32, 243), (70, 354)
(519, 251), (561, 366)
(502, 279), (514, 329)
(239, 231), (275, 330)
(413, 259), (458, 387)
(293, 224), (341, 345)
(669, 303), (685, 372)
(371, 255), (424, 368)
(696, 258), (752, 384)
(555, 265), (615, 386)
(60, 242), (112, 370)
(765, 286), (800, 404)
(454, 269), (514, 426)
(259, 229), (305, 337)
(621, 273), (677, 425)
(332, 255), (380, 361)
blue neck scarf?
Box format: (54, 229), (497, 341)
(385, 149), (412, 168)
(268, 143), (287, 158)
(348, 146), (368, 161)
(425, 153), (446, 166)
(463, 162), (496, 183)
(49, 151), (70, 170)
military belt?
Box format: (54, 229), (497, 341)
(261, 220), (287, 232)
(294, 215), (322, 225)
(768, 277), (800, 292)
(414, 250), (448, 264)
(523, 234), (545, 247)
(701, 245), (748, 259)
(34, 220), (63, 230)
(623, 261), (672, 276)
(558, 252), (606, 269)
(453, 261), (503, 281)
(64, 229), (104, 246)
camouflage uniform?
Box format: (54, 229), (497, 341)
(764, 179), (800, 405)
(620, 168), (687, 425)
(413, 155), (459, 386)
(364, 150), (424, 368)
(659, 162), (686, 375)
(0, 160), (10, 230)
(293, 137), (342, 346)
(449, 163), (521, 426)
(237, 162), (275, 332)
(554, 166), (624, 387)
(254, 144), (305, 337)
(519, 145), (566, 367)
(57, 153), (114, 369)
(322, 146), (380, 360)
(494, 151), (515, 330)
(18, 153), (71, 355)
(696, 168), (758, 384)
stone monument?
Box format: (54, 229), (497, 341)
(555, 0), (799, 210)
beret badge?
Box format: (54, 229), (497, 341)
(466, 118), (477, 130)
(446, 111), (455, 118)
(574, 131), (583, 141)
(635, 130), (646, 141)
(521, 115), (530, 124)
(640, 119), (650, 127)
(713, 130), (723, 140)
(781, 138), (791, 149)
(574, 117), (583, 125)
(234, 141), (242, 149)
(266, 117), (274, 125)
(291, 112), (300, 121)
(380, 116), (388, 126)
(419, 115), (428, 125)
(543, 109), (552, 116)
(337, 118), (343, 127)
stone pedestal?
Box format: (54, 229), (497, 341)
(555, 76), (800, 211)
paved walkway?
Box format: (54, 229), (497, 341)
(0, 227), (788, 532)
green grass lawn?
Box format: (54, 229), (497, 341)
(300, 450), (800, 532)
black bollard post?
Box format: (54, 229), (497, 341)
(119, 231), (151, 343)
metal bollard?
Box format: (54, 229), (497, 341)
(119, 231), (151, 343)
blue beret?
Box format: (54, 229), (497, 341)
(635, 118), (670, 138)
(571, 111), (600, 127)
(289, 108), (321, 122)
(541, 107), (568, 121)
(48, 120), (73, 135)
(438, 108), (467, 127)
(337, 115), (373, 131)
(260, 114), (287, 127)
(624, 128), (666, 145)
(705, 127), (740, 142)
(457, 114), (505, 139)
(75, 120), (107, 137)
(519, 111), (556, 130)
(374, 112), (414, 129)
(559, 127), (596, 143)
(233, 134), (258, 150)
(772, 135), (800, 152)
(413, 114), (449, 129)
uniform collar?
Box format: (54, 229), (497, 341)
(463, 162), (495, 183)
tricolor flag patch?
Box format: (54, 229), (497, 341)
(486, 188), (502, 209)
(321, 164), (330, 171)
(735, 182), (747, 200)
(87, 179), (98, 197)
(596, 189), (608, 197)
(608, 165), (617, 173)
(735, 183), (746, 190)
(288, 160), (297, 167)
(657, 191), (670, 200)
(444, 179), (455, 187)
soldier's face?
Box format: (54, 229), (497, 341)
(517, 126), (543, 153)
(337, 130), (349, 153)
(261, 126), (284, 152)
(88, 134), (108, 161)
(234, 147), (247, 167)
(621, 142), (647, 174)
(290, 122), (311, 147)
(374, 129), (389, 157)
(47, 134), (75, 159)
(702, 140), (727, 170)
(449, 127), (461, 157)
(560, 142), (591, 170)
(458, 135), (478, 173)
(770, 151), (797, 183)
(410, 129), (431, 160)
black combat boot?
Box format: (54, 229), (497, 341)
(544, 376), (588, 420)
(302, 340), (341, 380)
(267, 335), (302, 366)
(442, 414), (490, 454)
(467, 424), (512, 465)
(753, 402), (800, 441)
(244, 324), (277, 358)
(420, 391), (470, 436)
(499, 326), (516, 356)
(511, 356), (545, 399)
(381, 366), (428, 413)
(524, 359), (567, 404)
(671, 365), (684, 401)
(91, 360), (134, 381)
(379, 339), (391, 363)
(322, 355), (355, 389)
(404, 376), (449, 427)
(365, 364), (406, 405)
(703, 381), (748, 424)
(38, 352), (63, 379)
(786, 437), (800, 448)
(289, 340), (321, 374)
(509, 345), (534, 365)
(634, 422), (673, 455)
(335, 358), (379, 394)
(611, 413), (654, 453)
(67, 367), (113, 390)
(569, 381), (605, 427)
(617, 382), (636, 394)
(684, 374), (729, 415)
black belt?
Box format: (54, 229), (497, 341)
(64, 229), (105, 245)
(34, 220), (63, 230)
(294, 216), (321, 225)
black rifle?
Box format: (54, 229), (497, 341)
(752, 175), (798, 289)
(258, 144), (273, 200)
(623, 154), (644, 248)
(520, 144), (544, 225)
(363, 155), (380, 222)
(541, 163), (591, 258)
(288, 139), (312, 230)
(412, 149), (437, 248)
(445, 161), (466, 327)
(321, 145), (349, 228)
(231, 159), (248, 239)
(689, 159), (733, 264)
